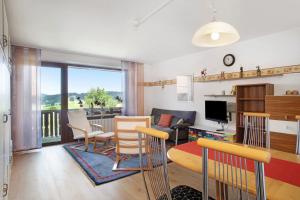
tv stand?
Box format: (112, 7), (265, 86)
(188, 125), (236, 142)
(216, 123), (225, 132)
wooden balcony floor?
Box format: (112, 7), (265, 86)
(42, 136), (61, 144)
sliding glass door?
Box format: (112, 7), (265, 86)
(40, 66), (62, 145)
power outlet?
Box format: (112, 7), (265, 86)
(286, 125), (295, 131)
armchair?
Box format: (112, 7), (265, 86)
(67, 109), (114, 151)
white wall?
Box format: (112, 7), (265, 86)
(41, 49), (121, 68)
(144, 28), (300, 133)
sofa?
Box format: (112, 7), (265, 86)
(150, 108), (196, 144)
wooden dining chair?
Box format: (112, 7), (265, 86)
(296, 115), (300, 154)
(243, 112), (271, 149)
(113, 116), (151, 171)
(135, 127), (210, 200)
(197, 138), (271, 200)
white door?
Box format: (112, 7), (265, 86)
(2, 58), (10, 200)
(0, 53), (6, 200)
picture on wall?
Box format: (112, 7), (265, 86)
(176, 75), (193, 101)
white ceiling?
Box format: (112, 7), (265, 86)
(6, 0), (300, 64)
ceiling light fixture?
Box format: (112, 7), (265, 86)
(192, 0), (240, 47)
(133, 0), (175, 28)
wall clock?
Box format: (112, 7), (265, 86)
(223, 54), (235, 66)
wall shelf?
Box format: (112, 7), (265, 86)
(204, 95), (235, 97)
(143, 64), (300, 87)
(238, 98), (265, 101)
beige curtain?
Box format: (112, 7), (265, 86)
(121, 61), (144, 116)
(12, 46), (42, 151)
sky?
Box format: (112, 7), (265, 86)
(41, 66), (122, 95)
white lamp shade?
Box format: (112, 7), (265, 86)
(192, 21), (240, 47)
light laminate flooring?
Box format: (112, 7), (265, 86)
(9, 145), (204, 200)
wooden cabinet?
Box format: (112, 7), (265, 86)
(265, 96), (300, 153)
(236, 83), (274, 142)
(266, 96), (300, 121)
(270, 132), (297, 153)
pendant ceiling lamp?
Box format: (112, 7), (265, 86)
(192, 1), (240, 47)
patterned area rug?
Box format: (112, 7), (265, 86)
(63, 142), (141, 185)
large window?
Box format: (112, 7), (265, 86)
(40, 63), (123, 145)
(68, 66), (123, 112)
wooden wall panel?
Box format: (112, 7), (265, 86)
(270, 132), (297, 153)
(266, 96), (300, 121)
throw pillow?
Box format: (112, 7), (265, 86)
(170, 117), (184, 127)
(158, 114), (173, 127)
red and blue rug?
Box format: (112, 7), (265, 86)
(63, 143), (141, 185)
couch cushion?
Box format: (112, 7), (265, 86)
(152, 125), (173, 134)
(158, 114), (173, 127)
(152, 115), (160, 125)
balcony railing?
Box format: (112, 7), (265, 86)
(41, 109), (119, 144)
(41, 110), (61, 144)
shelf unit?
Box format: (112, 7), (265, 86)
(236, 83), (274, 142)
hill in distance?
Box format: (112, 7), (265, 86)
(42, 91), (122, 105)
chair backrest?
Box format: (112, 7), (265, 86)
(135, 127), (171, 200)
(114, 116), (151, 154)
(243, 112), (270, 148)
(296, 115), (300, 154)
(197, 138), (271, 200)
(68, 109), (92, 138)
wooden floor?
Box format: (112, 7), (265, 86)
(9, 145), (204, 200)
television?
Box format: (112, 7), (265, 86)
(205, 100), (228, 123)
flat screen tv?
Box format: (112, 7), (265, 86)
(205, 100), (228, 123)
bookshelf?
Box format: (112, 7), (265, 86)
(236, 83), (274, 142)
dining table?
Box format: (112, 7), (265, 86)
(167, 141), (300, 200)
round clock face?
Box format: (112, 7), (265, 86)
(223, 54), (235, 66)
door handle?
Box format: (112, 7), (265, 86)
(2, 34), (8, 48)
(3, 114), (8, 123)
(2, 183), (8, 197)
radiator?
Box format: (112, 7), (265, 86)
(89, 118), (114, 132)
